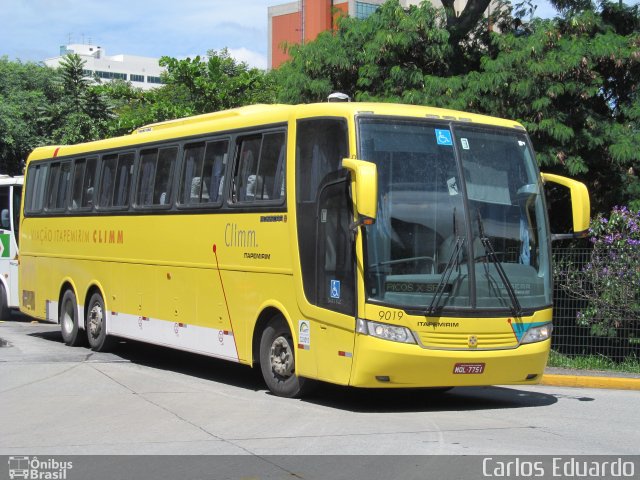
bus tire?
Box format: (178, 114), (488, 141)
(259, 316), (309, 398)
(0, 285), (10, 320)
(60, 289), (85, 346)
(86, 292), (115, 352)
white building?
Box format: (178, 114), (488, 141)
(45, 44), (165, 91)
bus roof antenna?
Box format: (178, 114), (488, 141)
(328, 92), (350, 102)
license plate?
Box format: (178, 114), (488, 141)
(453, 363), (485, 374)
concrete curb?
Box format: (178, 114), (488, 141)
(541, 374), (640, 390)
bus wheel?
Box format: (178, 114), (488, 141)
(60, 290), (84, 346)
(0, 285), (10, 320)
(86, 292), (115, 352)
(259, 316), (309, 398)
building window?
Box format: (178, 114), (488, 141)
(95, 70), (127, 80)
(130, 74), (144, 83)
(355, 1), (379, 19)
(147, 76), (163, 84)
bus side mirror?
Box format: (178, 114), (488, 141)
(342, 158), (377, 226)
(541, 173), (590, 241)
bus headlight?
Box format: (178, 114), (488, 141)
(521, 323), (553, 344)
(356, 319), (416, 344)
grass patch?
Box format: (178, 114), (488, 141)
(548, 350), (640, 374)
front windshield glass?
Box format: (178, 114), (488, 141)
(457, 126), (550, 310)
(359, 118), (551, 313)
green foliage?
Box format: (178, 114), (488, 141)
(159, 49), (276, 114)
(557, 206), (640, 340)
(548, 349), (640, 372)
(40, 54), (113, 145)
(0, 49), (276, 160)
(275, 0), (640, 212)
(274, 1), (452, 104)
(100, 49), (276, 137)
(461, 4), (640, 211)
(0, 57), (56, 173)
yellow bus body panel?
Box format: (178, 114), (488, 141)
(352, 308), (552, 387)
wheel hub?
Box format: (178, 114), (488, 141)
(88, 304), (103, 338)
(270, 336), (293, 377)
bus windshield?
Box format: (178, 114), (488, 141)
(359, 118), (551, 314)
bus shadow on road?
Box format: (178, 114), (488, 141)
(115, 339), (267, 391)
(300, 383), (561, 413)
(26, 327), (566, 412)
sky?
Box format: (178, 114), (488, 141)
(0, 1), (588, 70)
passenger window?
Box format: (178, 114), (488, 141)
(71, 157), (98, 210)
(46, 161), (72, 210)
(71, 159), (86, 209)
(257, 133), (285, 201)
(98, 154), (118, 207)
(25, 163), (49, 213)
(99, 152), (134, 208)
(232, 132), (285, 204)
(179, 140), (229, 205)
(155, 147), (177, 204)
(137, 149), (157, 206)
(136, 147), (178, 207)
(113, 153), (134, 207)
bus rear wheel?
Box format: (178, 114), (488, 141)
(259, 316), (309, 398)
(86, 292), (115, 352)
(60, 289), (85, 346)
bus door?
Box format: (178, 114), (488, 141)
(296, 119), (356, 384)
(8, 183), (21, 306)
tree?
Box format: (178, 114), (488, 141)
(40, 54), (113, 145)
(159, 49), (276, 114)
(0, 57), (56, 174)
(453, 3), (640, 211)
(274, 0), (640, 212)
(441, 0), (492, 44)
(274, 1), (453, 103)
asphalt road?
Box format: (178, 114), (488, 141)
(1, 314), (638, 457)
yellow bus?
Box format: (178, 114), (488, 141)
(19, 102), (589, 397)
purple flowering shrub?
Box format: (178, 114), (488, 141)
(561, 207), (640, 338)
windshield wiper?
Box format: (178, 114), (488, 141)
(426, 236), (464, 317)
(476, 210), (522, 317)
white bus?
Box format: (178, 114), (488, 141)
(0, 174), (23, 318)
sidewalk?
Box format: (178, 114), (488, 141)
(542, 366), (640, 390)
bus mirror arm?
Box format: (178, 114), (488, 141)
(550, 232), (589, 242)
(541, 173), (590, 240)
(342, 158), (378, 228)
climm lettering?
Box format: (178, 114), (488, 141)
(225, 223), (258, 247)
(93, 229), (124, 244)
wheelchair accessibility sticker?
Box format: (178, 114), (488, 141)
(435, 129), (453, 146)
(330, 280), (341, 299)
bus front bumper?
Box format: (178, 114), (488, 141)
(349, 334), (550, 388)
